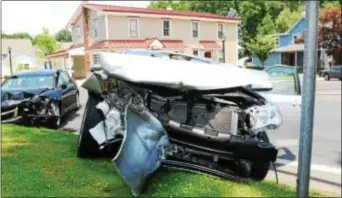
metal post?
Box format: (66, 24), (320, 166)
(8, 46), (13, 75)
(296, 1), (319, 197)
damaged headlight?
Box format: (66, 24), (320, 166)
(246, 103), (282, 133)
(42, 98), (50, 105)
(31, 95), (40, 103)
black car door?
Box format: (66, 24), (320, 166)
(62, 71), (78, 109)
(57, 71), (77, 114)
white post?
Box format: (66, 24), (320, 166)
(68, 54), (73, 77)
(295, 51), (298, 66)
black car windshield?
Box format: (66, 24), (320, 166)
(2, 75), (55, 90)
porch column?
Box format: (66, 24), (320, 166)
(68, 54), (73, 77)
(295, 51), (298, 66)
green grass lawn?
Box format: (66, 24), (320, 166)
(1, 124), (325, 197)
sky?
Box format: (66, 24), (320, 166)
(2, 1), (150, 36)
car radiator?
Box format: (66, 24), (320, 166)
(191, 104), (239, 135)
(149, 95), (239, 136)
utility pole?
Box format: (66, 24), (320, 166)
(8, 46), (13, 75)
(296, 1), (319, 197)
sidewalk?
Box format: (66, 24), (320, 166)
(267, 164), (341, 197)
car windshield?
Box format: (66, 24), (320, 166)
(1, 75), (55, 90)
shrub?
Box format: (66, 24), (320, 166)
(296, 66), (303, 73)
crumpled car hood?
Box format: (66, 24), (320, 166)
(98, 52), (272, 90)
(1, 88), (59, 105)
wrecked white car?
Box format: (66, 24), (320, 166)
(77, 53), (302, 196)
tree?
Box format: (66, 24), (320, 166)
(318, 7), (342, 64)
(257, 13), (277, 35)
(246, 35), (276, 66)
(33, 27), (58, 58)
(320, 0), (341, 8)
(1, 32), (33, 43)
(148, 1), (191, 11)
(275, 7), (303, 33)
(55, 28), (72, 42)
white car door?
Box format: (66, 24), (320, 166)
(255, 66), (302, 148)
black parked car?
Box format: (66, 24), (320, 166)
(320, 65), (342, 81)
(1, 69), (80, 128)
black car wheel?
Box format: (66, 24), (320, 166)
(324, 73), (330, 81)
(48, 105), (61, 129)
(249, 132), (271, 181)
(76, 93), (104, 158)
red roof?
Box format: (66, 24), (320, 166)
(200, 41), (221, 49)
(82, 3), (240, 21)
(46, 49), (68, 58)
(87, 39), (184, 51)
(46, 43), (84, 58)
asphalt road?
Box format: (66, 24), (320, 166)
(62, 79), (341, 195)
(267, 79), (341, 196)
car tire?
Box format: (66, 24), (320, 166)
(47, 104), (61, 129)
(249, 132), (271, 181)
(324, 73), (330, 81)
(76, 92), (104, 158)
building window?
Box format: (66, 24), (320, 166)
(292, 33), (300, 44)
(192, 22), (199, 38)
(163, 20), (170, 37)
(129, 18), (138, 38)
(93, 54), (100, 65)
(193, 50), (198, 56)
(275, 37), (279, 46)
(218, 23), (223, 39)
(93, 18), (99, 39)
(74, 26), (81, 38)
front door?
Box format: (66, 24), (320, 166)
(282, 53), (296, 66)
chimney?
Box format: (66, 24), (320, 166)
(82, 4), (91, 76)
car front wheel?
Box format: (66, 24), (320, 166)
(76, 93), (104, 158)
(324, 73), (330, 81)
(47, 103), (61, 129)
(250, 132), (271, 181)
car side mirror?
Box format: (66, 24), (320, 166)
(61, 84), (67, 89)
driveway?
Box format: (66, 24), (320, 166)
(60, 81), (88, 132)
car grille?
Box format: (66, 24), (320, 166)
(1, 107), (18, 121)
